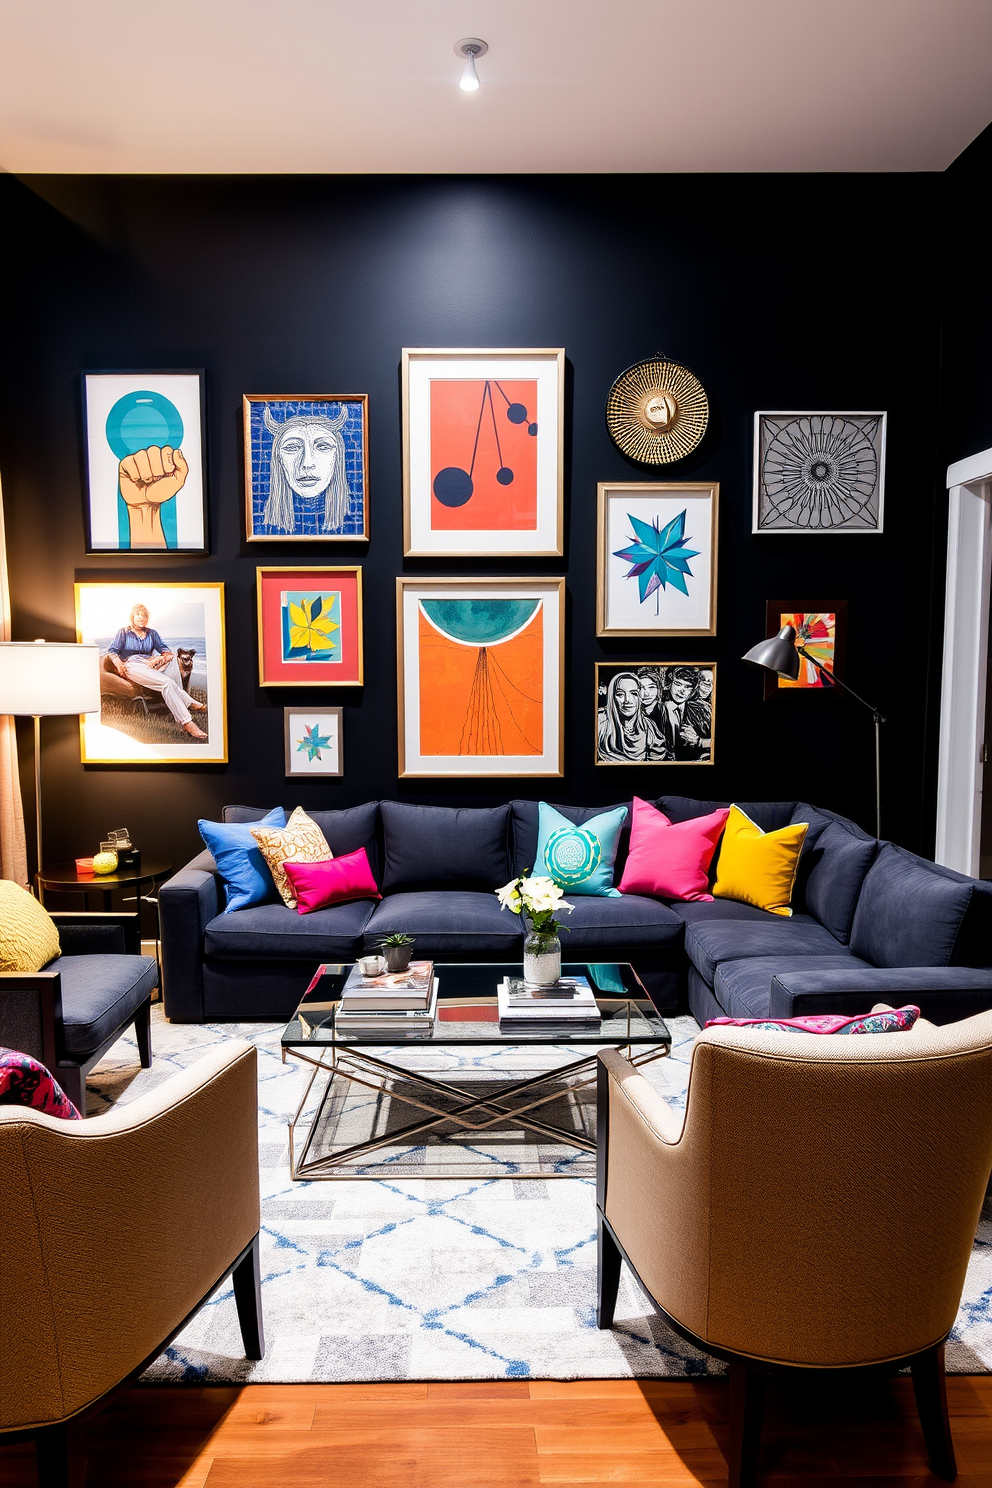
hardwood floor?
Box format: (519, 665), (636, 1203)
(2, 1376), (992, 1486)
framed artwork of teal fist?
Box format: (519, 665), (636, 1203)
(82, 371), (208, 554)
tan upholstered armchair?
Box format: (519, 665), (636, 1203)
(0, 1040), (263, 1488)
(597, 1013), (992, 1487)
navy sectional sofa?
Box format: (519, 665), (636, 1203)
(158, 796), (992, 1026)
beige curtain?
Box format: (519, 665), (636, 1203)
(0, 478), (27, 885)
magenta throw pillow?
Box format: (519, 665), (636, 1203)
(283, 848), (380, 915)
(618, 797), (729, 902)
(705, 1006), (921, 1035)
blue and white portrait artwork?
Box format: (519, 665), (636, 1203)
(244, 396), (369, 542)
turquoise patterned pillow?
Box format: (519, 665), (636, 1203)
(534, 803), (628, 897)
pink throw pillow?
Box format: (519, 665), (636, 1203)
(617, 797), (729, 902)
(283, 848), (380, 915)
(706, 1006), (920, 1035)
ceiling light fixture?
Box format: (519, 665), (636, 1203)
(454, 38), (488, 92)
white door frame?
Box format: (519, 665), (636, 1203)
(935, 446), (992, 874)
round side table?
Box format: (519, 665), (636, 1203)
(35, 858), (173, 976)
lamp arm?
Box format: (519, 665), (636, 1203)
(796, 646), (886, 725)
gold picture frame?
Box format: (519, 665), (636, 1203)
(401, 348), (565, 558)
(595, 662), (715, 766)
(596, 481), (718, 638)
(396, 575), (565, 778)
(256, 566), (364, 688)
(75, 581), (228, 764)
(243, 395), (369, 543)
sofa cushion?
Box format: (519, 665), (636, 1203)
(222, 802), (381, 882)
(768, 964), (992, 1023)
(204, 898), (376, 960)
(55, 954), (159, 1060)
(199, 806), (287, 913)
(0, 879), (61, 972)
(617, 799), (729, 902)
(534, 801), (627, 896)
(849, 843), (987, 968)
(252, 806), (333, 908)
(801, 822), (878, 944)
(365, 891), (522, 957)
(554, 894), (683, 951)
(713, 952), (872, 1021)
(707, 1005), (921, 1035)
(284, 849), (380, 914)
(657, 797), (797, 833)
(380, 802), (510, 892)
(712, 806), (809, 917)
(669, 900), (789, 926)
(510, 800), (632, 877)
(685, 917), (848, 986)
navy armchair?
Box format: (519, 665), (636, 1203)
(0, 912), (158, 1113)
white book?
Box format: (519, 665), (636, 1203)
(336, 979), (439, 1030)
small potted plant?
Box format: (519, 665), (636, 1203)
(377, 932), (415, 973)
(495, 875), (572, 986)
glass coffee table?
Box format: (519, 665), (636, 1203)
(281, 961), (671, 1181)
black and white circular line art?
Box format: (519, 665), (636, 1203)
(755, 413), (886, 533)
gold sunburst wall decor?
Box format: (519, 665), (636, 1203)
(605, 358), (709, 465)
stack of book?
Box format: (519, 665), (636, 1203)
(335, 960), (437, 1034)
(497, 974), (602, 1033)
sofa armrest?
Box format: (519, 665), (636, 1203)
(0, 971), (62, 1068)
(159, 855), (220, 1022)
(769, 965), (992, 1025)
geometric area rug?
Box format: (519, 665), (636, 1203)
(84, 1009), (992, 1384)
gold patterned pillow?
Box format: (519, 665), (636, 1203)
(251, 807), (333, 908)
(0, 880), (61, 971)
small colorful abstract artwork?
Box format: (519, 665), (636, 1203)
(597, 482), (718, 637)
(764, 601), (848, 697)
(397, 578), (564, 777)
(284, 708), (343, 776)
(280, 590), (342, 665)
(403, 350), (564, 556)
(257, 567), (363, 687)
(82, 372), (207, 554)
(244, 395), (368, 542)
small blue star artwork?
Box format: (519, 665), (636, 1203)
(284, 708), (342, 777)
(599, 484), (717, 638)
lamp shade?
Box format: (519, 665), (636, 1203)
(0, 641), (101, 716)
(741, 624), (801, 680)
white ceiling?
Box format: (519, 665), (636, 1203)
(1, 0), (990, 174)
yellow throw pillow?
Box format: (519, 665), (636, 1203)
(251, 806), (333, 909)
(0, 879), (61, 971)
(712, 805), (808, 918)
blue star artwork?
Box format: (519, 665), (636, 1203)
(613, 509), (700, 613)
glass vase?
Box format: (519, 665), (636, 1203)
(523, 928), (561, 987)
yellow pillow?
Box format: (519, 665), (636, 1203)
(712, 805), (808, 918)
(0, 879), (61, 971)
(251, 806), (333, 909)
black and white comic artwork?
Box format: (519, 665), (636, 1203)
(595, 663), (714, 765)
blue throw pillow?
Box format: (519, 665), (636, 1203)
(533, 802), (627, 897)
(199, 807), (287, 914)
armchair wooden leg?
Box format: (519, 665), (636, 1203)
(911, 1341), (957, 1480)
(729, 1362), (764, 1488)
(232, 1233), (265, 1360)
(57, 1067), (86, 1118)
(597, 1212), (622, 1330)
(134, 996), (152, 1069)
(35, 1421), (86, 1488)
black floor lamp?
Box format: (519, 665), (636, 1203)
(742, 625), (886, 840)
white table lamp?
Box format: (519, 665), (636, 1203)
(0, 641), (101, 879)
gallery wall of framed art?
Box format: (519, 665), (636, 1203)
(1, 170), (939, 867)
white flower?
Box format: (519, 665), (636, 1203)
(495, 879), (523, 913)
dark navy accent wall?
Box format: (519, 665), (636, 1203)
(0, 171), (945, 873)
